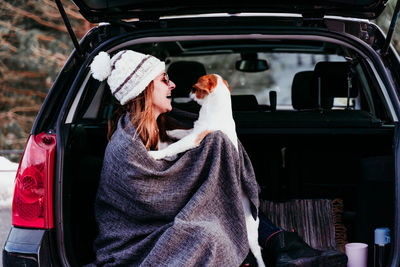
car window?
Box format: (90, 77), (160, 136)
(169, 53), (346, 110)
(83, 83), (106, 119)
(76, 40), (392, 123)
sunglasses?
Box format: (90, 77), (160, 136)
(162, 73), (170, 86)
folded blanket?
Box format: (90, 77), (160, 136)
(93, 113), (260, 266)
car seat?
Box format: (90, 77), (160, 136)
(167, 61), (206, 113)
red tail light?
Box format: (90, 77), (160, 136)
(12, 132), (56, 229)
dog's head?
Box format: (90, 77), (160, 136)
(190, 74), (230, 104)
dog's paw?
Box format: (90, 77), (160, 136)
(167, 129), (191, 140)
(148, 150), (165, 160)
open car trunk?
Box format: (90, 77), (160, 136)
(58, 17), (399, 266)
(63, 111), (395, 266)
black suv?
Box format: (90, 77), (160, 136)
(3, 0), (400, 266)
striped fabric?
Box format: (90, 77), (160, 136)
(260, 198), (347, 251)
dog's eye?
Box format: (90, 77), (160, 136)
(191, 87), (196, 92)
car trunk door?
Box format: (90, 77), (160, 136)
(70, 0), (388, 22)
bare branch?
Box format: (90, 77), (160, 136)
(3, 1), (67, 33)
(1, 85), (48, 99)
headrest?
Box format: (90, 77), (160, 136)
(231, 95), (259, 111)
(291, 71), (333, 110)
(313, 61), (358, 98)
(167, 61), (207, 98)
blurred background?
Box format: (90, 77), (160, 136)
(0, 0), (92, 162)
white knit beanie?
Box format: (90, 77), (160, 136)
(90, 50), (165, 105)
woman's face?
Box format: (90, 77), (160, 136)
(152, 71), (176, 119)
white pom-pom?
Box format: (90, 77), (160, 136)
(90, 51), (111, 81)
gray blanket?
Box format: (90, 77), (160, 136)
(93, 113), (260, 266)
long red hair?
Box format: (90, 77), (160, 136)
(108, 82), (160, 150)
(108, 81), (188, 150)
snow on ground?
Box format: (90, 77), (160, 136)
(0, 157), (18, 208)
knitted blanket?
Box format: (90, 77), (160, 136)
(92, 114), (260, 266)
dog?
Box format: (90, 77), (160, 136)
(149, 74), (266, 267)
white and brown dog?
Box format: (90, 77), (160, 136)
(149, 74), (266, 267)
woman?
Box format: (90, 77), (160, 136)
(90, 50), (175, 149)
(89, 50), (347, 267)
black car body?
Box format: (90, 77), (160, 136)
(3, 0), (400, 266)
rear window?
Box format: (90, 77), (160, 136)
(169, 53), (347, 110)
(73, 39), (392, 124)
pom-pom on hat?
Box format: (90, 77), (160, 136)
(90, 50), (165, 105)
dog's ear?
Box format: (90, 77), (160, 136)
(206, 74), (218, 89)
(192, 74), (218, 99)
(222, 78), (231, 92)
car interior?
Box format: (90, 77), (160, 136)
(62, 38), (395, 266)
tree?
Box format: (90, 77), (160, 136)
(0, 0), (91, 155)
